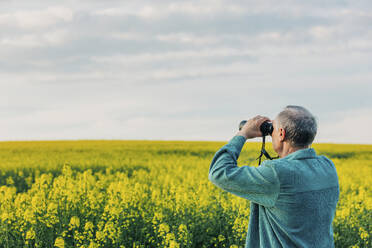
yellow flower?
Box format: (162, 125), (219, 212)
(54, 237), (65, 248)
(218, 234), (226, 242)
(168, 240), (180, 248)
(26, 229), (35, 240)
(360, 227), (369, 240)
(158, 223), (170, 236)
(69, 216), (80, 228)
(1, 212), (9, 222)
(84, 221), (94, 231)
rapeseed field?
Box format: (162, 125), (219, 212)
(0, 140), (370, 247)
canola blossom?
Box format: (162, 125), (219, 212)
(0, 140), (370, 247)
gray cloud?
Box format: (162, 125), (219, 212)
(1, 0), (371, 143)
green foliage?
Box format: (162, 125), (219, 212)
(0, 140), (370, 247)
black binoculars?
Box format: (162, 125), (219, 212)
(239, 120), (273, 136)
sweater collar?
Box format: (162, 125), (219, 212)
(283, 148), (317, 160)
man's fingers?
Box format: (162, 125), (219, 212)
(258, 116), (270, 125)
(240, 115), (271, 139)
(246, 116), (270, 127)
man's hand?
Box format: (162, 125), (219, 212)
(236, 115), (271, 139)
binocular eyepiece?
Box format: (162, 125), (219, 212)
(239, 120), (273, 136)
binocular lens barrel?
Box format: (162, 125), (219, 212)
(239, 120), (273, 136)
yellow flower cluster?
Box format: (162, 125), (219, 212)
(0, 140), (370, 247)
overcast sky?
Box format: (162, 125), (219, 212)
(1, 0), (371, 143)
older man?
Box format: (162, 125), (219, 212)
(209, 106), (339, 248)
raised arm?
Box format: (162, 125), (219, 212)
(209, 116), (281, 207)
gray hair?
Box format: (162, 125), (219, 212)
(276, 105), (317, 148)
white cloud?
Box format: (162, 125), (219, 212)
(0, 6), (73, 29)
(0, 29), (71, 47)
(92, 1), (371, 21)
(155, 33), (219, 45)
(92, 47), (254, 65)
(94, 1), (246, 19)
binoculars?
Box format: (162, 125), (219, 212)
(239, 120), (273, 136)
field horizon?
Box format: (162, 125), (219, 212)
(1, 139), (371, 146)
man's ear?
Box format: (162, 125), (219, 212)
(279, 128), (286, 142)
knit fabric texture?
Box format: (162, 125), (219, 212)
(209, 135), (339, 248)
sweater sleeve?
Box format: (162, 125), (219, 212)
(209, 135), (280, 207)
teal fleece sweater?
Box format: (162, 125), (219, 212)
(209, 135), (339, 248)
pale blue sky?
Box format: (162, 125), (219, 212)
(1, 0), (371, 143)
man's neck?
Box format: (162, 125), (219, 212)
(278, 142), (309, 158)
